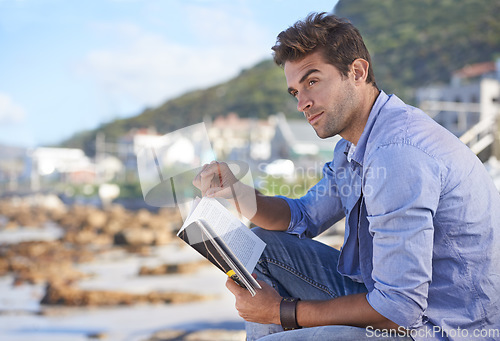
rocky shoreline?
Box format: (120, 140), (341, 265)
(0, 195), (218, 305)
(0, 195), (248, 340)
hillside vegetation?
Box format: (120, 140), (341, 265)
(62, 60), (296, 155)
(63, 0), (500, 154)
(335, 0), (500, 97)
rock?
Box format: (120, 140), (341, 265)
(101, 219), (123, 235)
(4, 219), (19, 229)
(0, 240), (92, 285)
(63, 228), (114, 246)
(153, 229), (173, 245)
(40, 281), (214, 307)
(135, 208), (153, 226)
(12, 260), (86, 286)
(85, 210), (108, 229)
(147, 330), (187, 341)
(87, 332), (108, 340)
(0, 197), (181, 249)
(138, 261), (208, 276)
(114, 227), (155, 246)
(0, 257), (9, 276)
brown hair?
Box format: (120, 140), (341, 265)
(272, 12), (377, 87)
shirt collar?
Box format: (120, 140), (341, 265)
(345, 90), (390, 166)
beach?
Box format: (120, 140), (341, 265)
(0, 202), (247, 341)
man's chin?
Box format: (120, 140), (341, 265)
(314, 129), (337, 139)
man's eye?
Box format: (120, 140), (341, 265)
(309, 80), (316, 86)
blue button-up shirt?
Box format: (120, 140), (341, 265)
(281, 91), (500, 340)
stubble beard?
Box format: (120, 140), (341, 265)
(314, 83), (358, 140)
(314, 99), (352, 139)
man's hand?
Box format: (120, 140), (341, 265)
(226, 275), (282, 325)
(192, 161), (238, 199)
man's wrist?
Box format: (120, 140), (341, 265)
(230, 181), (258, 219)
(280, 297), (302, 330)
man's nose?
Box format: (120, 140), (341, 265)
(297, 93), (312, 113)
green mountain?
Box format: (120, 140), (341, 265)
(335, 0), (500, 98)
(63, 0), (500, 155)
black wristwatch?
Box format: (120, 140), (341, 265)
(280, 297), (302, 330)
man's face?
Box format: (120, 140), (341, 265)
(284, 50), (359, 140)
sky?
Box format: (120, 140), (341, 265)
(0, 0), (339, 148)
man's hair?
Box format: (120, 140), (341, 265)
(272, 12), (377, 87)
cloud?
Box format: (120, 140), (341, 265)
(0, 93), (26, 124)
(76, 5), (272, 115)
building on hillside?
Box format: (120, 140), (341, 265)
(207, 112), (340, 174)
(270, 113), (340, 166)
(207, 113), (276, 162)
(0, 144), (27, 193)
(125, 114), (340, 182)
(114, 128), (158, 171)
(28, 147), (95, 189)
(416, 58), (500, 160)
(109, 128), (162, 182)
(95, 154), (123, 183)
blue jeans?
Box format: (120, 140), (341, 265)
(247, 227), (412, 341)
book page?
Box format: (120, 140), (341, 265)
(178, 197), (266, 272)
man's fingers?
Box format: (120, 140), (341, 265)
(199, 164), (219, 195)
(193, 164), (209, 188)
(226, 277), (243, 294)
(193, 161), (237, 198)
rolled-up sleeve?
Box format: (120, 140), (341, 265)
(364, 143), (441, 328)
(279, 162), (345, 239)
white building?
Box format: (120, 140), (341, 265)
(416, 58), (500, 159)
(28, 147), (96, 190)
(270, 112), (340, 164)
(207, 113), (276, 162)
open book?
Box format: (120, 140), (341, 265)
(177, 197), (266, 296)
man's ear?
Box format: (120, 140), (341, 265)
(351, 58), (370, 84)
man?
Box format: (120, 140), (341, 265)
(194, 12), (500, 341)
